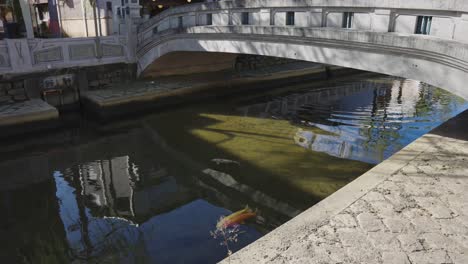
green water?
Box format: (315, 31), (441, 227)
(0, 76), (466, 263)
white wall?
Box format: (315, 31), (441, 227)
(296, 12), (309, 27)
(213, 12), (229, 26)
(274, 12), (286, 26)
(310, 11), (322, 27)
(183, 14), (196, 27)
(430, 17), (455, 39)
(252, 9), (270, 26)
(231, 12), (243, 25)
(354, 13), (371, 30)
(371, 10), (390, 32)
(326, 12), (343, 28)
(453, 16), (468, 42)
(394, 15), (417, 34)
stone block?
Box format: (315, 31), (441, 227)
(408, 250), (450, 264)
(397, 234), (424, 253)
(329, 213), (357, 228)
(357, 212), (384, 232)
(382, 251), (411, 264)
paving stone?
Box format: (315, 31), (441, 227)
(304, 243), (350, 264)
(336, 228), (369, 248)
(390, 173), (409, 183)
(414, 197), (455, 219)
(367, 232), (401, 251)
(448, 252), (468, 264)
(383, 217), (410, 233)
(397, 234), (424, 253)
(357, 212), (384, 232)
(363, 191), (387, 202)
(382, 252), (411, 264)
(437, 218), (468, 236)
(408, 250), (451, 264)
(346, 199), (371, 215)
(370, 200), (398, 217)
(329, 213), (357, 228)
(346, 246), (380, 263)
(410, 215), (442, 233)
(420, 233), (466, 252)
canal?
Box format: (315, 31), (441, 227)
(0, 75), (466, 263)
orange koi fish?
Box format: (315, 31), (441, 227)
(217, 206), (257, 229)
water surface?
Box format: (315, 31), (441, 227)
(0, 77), (466, 263)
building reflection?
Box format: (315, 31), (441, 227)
(236, 79), (460, 164)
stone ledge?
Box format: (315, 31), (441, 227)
(82, 62), (338, 120)
(0, 99), (58, 127)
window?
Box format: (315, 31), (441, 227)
(415, 16), (432, 35)
(153, 26), (158, 34)
(207, 13), (213, 25)
(241, 12), (249, 25)
(286, 12), (295, 26)
(342, 12), (353, 29)
(106, 2), (112, 12)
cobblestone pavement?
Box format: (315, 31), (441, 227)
(226, 111), (468, 264)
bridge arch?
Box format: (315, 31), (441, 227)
(137, 27), (468, 100)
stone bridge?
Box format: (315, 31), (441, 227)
(1, 0), (468, 100)
(136, 0), (468, 100)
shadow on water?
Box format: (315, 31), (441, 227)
(0, 76), (467, 264)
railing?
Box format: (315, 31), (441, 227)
(137, 0), (468, 48)
(0, 36), (129, 75)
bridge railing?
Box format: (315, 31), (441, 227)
(137, 0), (468, 48)
(0, 36), (129, 76)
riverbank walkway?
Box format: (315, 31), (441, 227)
(225, 110), (468, 264)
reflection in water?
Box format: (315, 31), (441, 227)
(0, 77), (466, 263)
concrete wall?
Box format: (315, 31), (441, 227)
(371, 10), (390, 32)
(326, 12), (342, 28)
(354, 13), (371, 30)
(183, 14), (197, 27)
(213, 11), (230, 26)
(453, 15), (468, 42)
(394, 15), (417, 34)
(430, 17), (455, 39)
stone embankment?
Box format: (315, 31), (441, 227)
(224, 110), (468, 264)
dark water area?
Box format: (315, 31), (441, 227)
(0, 76), (466, 263)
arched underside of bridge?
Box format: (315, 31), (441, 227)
(137, 27), (468, 101)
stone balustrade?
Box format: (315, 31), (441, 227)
(0, 36), (129, 76)
(138, 0), (468, 45)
